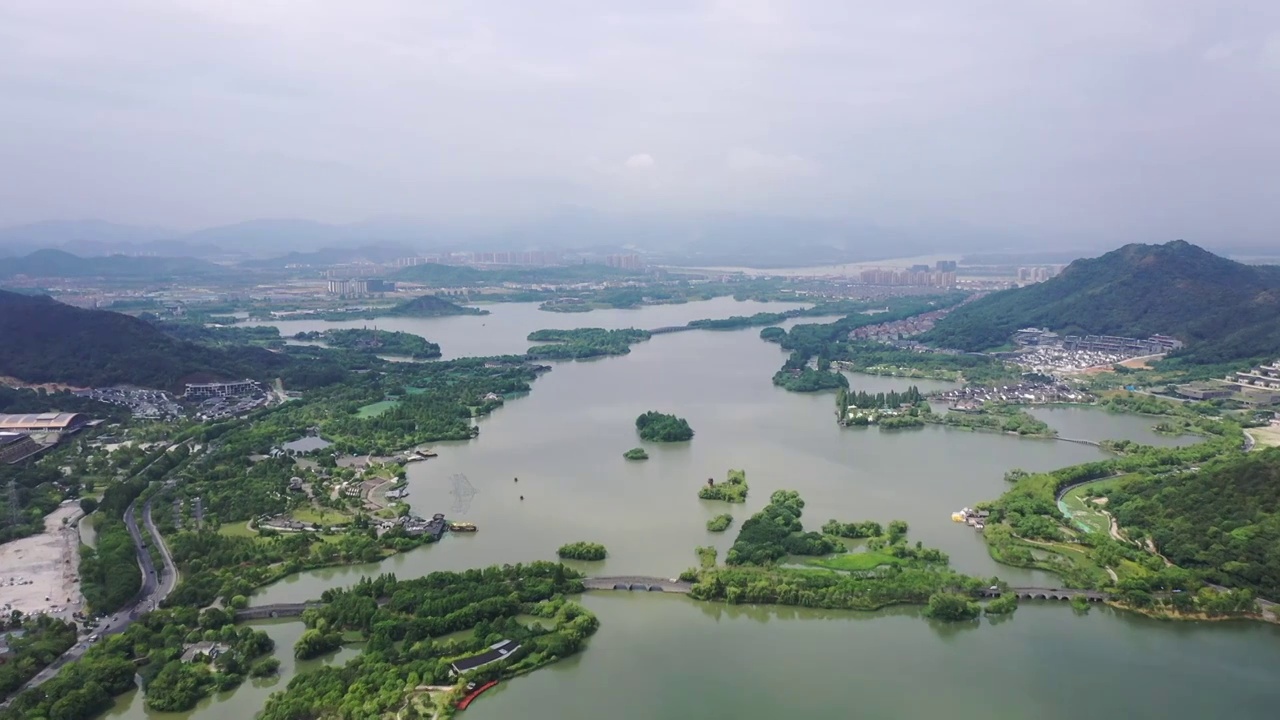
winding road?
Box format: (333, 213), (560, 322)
(2, 495), (178, 705)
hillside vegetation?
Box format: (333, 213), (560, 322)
(922, 241), (1280, 363)
(0, 291), (346, 389)
(1109, 448), (1280, 598)
(385, 294), (487, 317)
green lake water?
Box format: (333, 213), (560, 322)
(104, 299), (1280, 719)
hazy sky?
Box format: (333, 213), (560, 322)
(2, 0), (1278, 244)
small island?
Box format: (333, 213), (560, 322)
(526, 327), (652, 360)
(623, 447), (649, 460)
(293, 329), (442, 359)
(706, 513), (734, 532)
(699, 469), (748, 503)
(557, 541), (608, 561)
(636, 410), (694, 442)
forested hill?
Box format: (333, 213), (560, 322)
(386, 294), (488, 317)
(0, 290), (297, 388)
(0, 248), (230, 279)
(921, 240), (1280, 363)
(1110, 448), (1280, 599)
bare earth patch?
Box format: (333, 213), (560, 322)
(0, 503), (85, 619)
(1248, 423), (1280, 449)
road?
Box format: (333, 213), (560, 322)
(3, 496), (178, 705)
(143, 497), (178, 600)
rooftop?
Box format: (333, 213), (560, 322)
(0, 413), (88, 431)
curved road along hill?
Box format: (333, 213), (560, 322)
(2, 496), (178, 704)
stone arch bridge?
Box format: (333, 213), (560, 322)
(582, 576), (693, 593)
(985, 587), (1110, 602)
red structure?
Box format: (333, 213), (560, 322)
(456, 680), (499, 710)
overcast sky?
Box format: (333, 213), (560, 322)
(1, 0), (1278, 245)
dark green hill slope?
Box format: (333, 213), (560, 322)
(0, 291), (301, 388)
(1110, 448), (1280, 598)
(0, 249), (230, 279)
(386, 294), (488, 317)
(922, 241), (1280, 363)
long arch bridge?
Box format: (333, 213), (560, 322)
(583, 576), (693, 593)
(986, 587), (1110, 602)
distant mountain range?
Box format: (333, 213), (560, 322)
(0, 212), (1011, 267)
(0, 249), (231, 279)
(922, 240), (1280, 364)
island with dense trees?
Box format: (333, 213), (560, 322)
(682, 489), (991, 619)
(257, 564), (595, 720)
(698, 468), (749, 503)
(526, 328), (652, 360)
(623, 447), (649, 460)
(636, 410), (694, 442)
(293, 329), (442, 359)
(706, 513), (734, 532)
(557, 541), (608, 561)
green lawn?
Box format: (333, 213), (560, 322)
(357, 399), (401, 418)
(1060, 474), (1138, 535)
(806, 551), (902, 572)
(218, 523), (260, 538)
(290, 506), (354, 525)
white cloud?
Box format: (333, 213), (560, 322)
(624, 153), (656, 169)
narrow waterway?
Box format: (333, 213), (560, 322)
(108, 299), (1280, 720)
(100, 620), (361, 719)
(1028, 406), (1202, 447)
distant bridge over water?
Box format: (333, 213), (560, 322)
(583, 576), (693, 593)
(988, 587), (1109, 602)
(234, 602), (325, 621)
(1055, 437), (1103, 448)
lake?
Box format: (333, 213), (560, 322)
(109, 299), (1278, 719)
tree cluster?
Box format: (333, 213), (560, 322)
(706, 514), (734, 532)
(725, 490), (843, 566)
(259, 564), (595, 720)
(526, 328), (652, 360)
(698, 469), (748, 503)
(635, 411), (694, 442)
(556, 541), (607, 561)
(294, 329), (442, 359)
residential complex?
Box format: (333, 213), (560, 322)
(857, 268), (957, 289)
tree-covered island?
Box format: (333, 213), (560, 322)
(636, 410), (694, 441)
(687, 489), (996, 619)
(557, 541), (608, 561)
(698, 468), (749, 503)
(623, 447), (649, 460)
(706, 513), (734, 532)
(526, 328), (652, 360)
(293, 328), (443, 359)
(257, 564), (596, 720)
